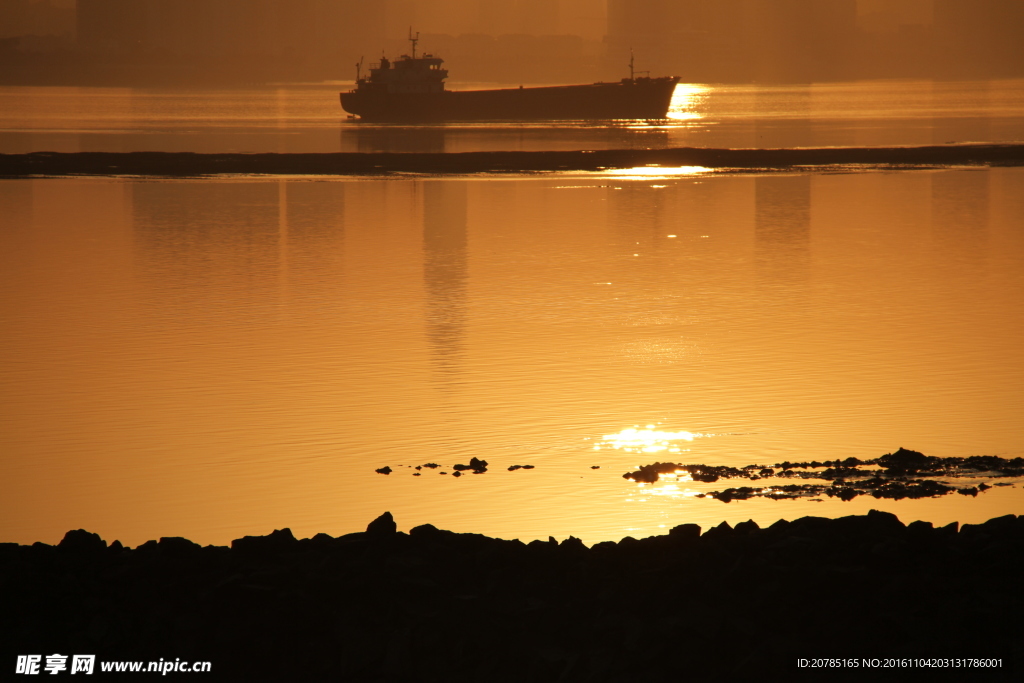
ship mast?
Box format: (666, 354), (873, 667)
(409, 28), (419, 59)
(627, 49), (648, 80)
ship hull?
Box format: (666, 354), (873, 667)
(340, 78), (680, 122)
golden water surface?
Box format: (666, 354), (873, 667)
(2, 167), (1022, 547)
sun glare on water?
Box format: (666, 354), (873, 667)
(667, 83), (708, 121)
(594, 425), (707, 453)
(600, 165), (711, 180)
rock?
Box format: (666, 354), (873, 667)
(231, 528), (298, 554)
(709, 486), (760, 503)
(309, 533), (335, 548)
(701, 521), (733, 541)
(409, 523), (441, 538)
(877, 447), (934, 474)
(734, 519), (760, 535)
(366, 512), (397, 535)
(907, 520), (933, 535)
(57, 529), (106, 554)
(452, 457), (488, 473)
(834, 487), (859, 501)
(769, 535), (816, 553)
(958, 523), (989, 543)
(4, 510), (1024, 681)
(906, 521), (934, 546)
(375, 466), (392, 475)
(559, 536), (587, 553)
(788, 516), (833, 539)
(865, 509), (904, 533)
(623, 462), (680, 483)
(135, 539), (160, 555)
(158, 536), (201, 558)
(668, 523), (700, 541)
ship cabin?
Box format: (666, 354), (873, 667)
(361, 54), (448, 95)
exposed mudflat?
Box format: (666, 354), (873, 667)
(2, 143), (1024, 177)
(2, 510), (1021, 681)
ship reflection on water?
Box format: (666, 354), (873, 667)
(341, 120), (684, 154)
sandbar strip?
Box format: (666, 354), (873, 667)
(2, 144), (1023, 177)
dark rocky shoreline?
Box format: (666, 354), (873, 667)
(2, 511), (1021, 681)
(3, 143), (1024, 177)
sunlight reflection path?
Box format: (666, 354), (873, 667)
(595, 425), (708, 454)
(667, 84), (709, 122)
(598, 425), (714, 501)
(597, 165), (712, 179)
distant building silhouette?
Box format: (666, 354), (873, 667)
(422, 181), (469, 378)
(606, 0), (857, 83)
(7, 0), (1024, 85)
(934, 0), (1024, 78)
(0, 0), (74, 40)
(857, 0), (932, 34)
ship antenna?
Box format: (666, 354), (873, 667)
(409, 28), (419, 59)
(629, 48), (635, 80)
(355, 56), (364, 82)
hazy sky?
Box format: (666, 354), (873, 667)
(3, 0), (1022, 84)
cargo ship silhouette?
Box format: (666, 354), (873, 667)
(340, 33), (680, 122)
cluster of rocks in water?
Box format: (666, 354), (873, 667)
(379, 448), (1022, 507)
(3, 510), (1022, 681)
(377, 458), (540, 476)
(623, 448), (1024, 503)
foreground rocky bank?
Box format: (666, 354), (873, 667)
(2, 144), (1024, 177)
(2, 512), (1021, 681)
